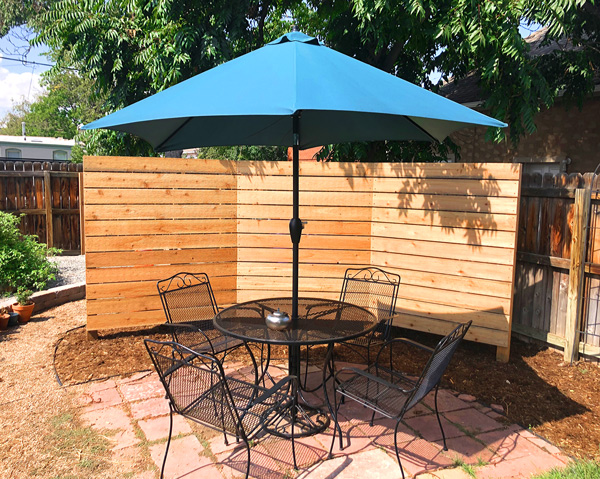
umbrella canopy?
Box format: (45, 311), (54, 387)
(83, 31), (505, 150)
(83, 30), (506, 321)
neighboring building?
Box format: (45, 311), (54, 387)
(0, 135), (75, 161)
(441, 28), (600, 174)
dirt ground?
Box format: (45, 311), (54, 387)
(6, 299), (600, 477)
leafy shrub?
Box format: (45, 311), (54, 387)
(0, 212), (60, 293)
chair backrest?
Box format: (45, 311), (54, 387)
(144, 339), (244, 438)
(404, 321), (472, 412)
(157, 272), (219, 332)
(340, 267), (401, 337)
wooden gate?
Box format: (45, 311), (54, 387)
(0, 160), (84, 253)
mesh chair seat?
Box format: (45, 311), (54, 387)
(336, 366), (417, 418)
(185, 331), (244, 357)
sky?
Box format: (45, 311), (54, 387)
(0, 29), (49, 119)
(0, 22), (542, 122)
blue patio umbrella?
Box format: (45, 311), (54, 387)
(83, 30), (506, 321)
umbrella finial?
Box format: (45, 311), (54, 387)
(291, 24), (299, 32)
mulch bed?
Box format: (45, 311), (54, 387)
(54, 307), (600, 462)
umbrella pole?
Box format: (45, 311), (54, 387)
(290, 113), (302, 323)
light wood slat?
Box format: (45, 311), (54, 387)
(236, 263), (366, 280)
(237, 263), (511, 299)
(237, 233), (370, 251)
(237, 175), (373, 192)
(87, 276), (236, 300)
(373, 177), (520, 197)
(87, 248), (237, 268)
(375, 266), (512, 299)
(84, 172), (237, 189)
(392, 313), (509, 347)
(86, 263), (236, 284)
(88, 295), (164, 315)
(87, 309), (166, 329)
(372, 237), (514, 265)
(237, 219), (371, 236)
(235, 276), (509, 313)
(371, 251), (513, 282)
(237, 190), (372, 206)
(397, 299), (509, 330)
(235, 160), (520, 180)
(86, 219), (237, 236)
(88, 293), (235, 314)
(237, 204), (371, 221)
(398, 284), (511, 314)
(86, 292), (239, 329)
(373, 192), (518, 215)
(85, 188), (237, 205)
(371, 222), (516, 249)
(372, 207), (517, 231)
(236, 290), (340, 303)
(237, 248), (370, 264)
(87, 233), (236, 252)
(86, 204), (236, 220)
(84, 156), (237, 174)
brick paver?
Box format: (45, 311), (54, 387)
(75, 363), (572, 479)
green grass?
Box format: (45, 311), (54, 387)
(452, 457), (477, 478)
(532, 461), (600, 479)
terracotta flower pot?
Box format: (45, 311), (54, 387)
(13, 303), (35, 324)
(0, 314), (9, 330)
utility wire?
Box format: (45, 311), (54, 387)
(0, 55), (78, 71)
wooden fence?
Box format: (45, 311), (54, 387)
(0, 160), (84, 253)
(513, 172), (600, 361)
(84, 157), (521, 361)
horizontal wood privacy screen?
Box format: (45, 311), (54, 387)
(84, 157), (521, 361)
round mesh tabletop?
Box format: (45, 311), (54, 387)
(213, 297), (377, 346)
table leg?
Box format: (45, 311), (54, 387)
(263, 344), (330, 438)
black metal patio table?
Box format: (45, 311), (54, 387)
(213, 297), (377, 437)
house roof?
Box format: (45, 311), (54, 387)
(0, 135), (75, 148)
(439, 27), (598, 105)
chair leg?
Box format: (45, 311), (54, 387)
(434, 385), (448, 451)
(161, 405), (174, 479)
(244, 439), (251, 479)
(291, 396), (298, 470)
(393, 420), (406, 479)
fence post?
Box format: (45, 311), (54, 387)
(43, 170), (54, 249)
(564, 187), (591, 362)
(79, 171), (85, 255)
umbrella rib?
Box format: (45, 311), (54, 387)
(155, 118), (193, 151)
(404, 116), (439, 143)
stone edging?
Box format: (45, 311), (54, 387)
(1, 282), (86, 313)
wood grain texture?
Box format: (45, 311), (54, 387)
(84, 156), (520, 354)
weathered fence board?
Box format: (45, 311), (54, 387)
(0, 160), (83, 252)
(513, 172), (600, 360)
(84, 157), (520, 361)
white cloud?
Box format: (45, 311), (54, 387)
(0, 56), (45, 118)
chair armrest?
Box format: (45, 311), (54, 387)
(384, 337), (434, 353)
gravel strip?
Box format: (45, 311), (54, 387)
(46, 255), (86, 288)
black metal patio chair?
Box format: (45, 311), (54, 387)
(145, 339), (298, 479)
(326, 320), (472, 479)
(157, 272), (245, 361)
(301, 267), (400, 390)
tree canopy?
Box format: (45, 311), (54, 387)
(1, 0), (597, 161)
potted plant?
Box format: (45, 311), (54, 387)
(0, 307), (9, 330)
(13, 288), (35, 324)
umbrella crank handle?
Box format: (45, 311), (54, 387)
(289, 218), (305, 244)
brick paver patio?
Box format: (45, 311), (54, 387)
(77, 360), (570, 479)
